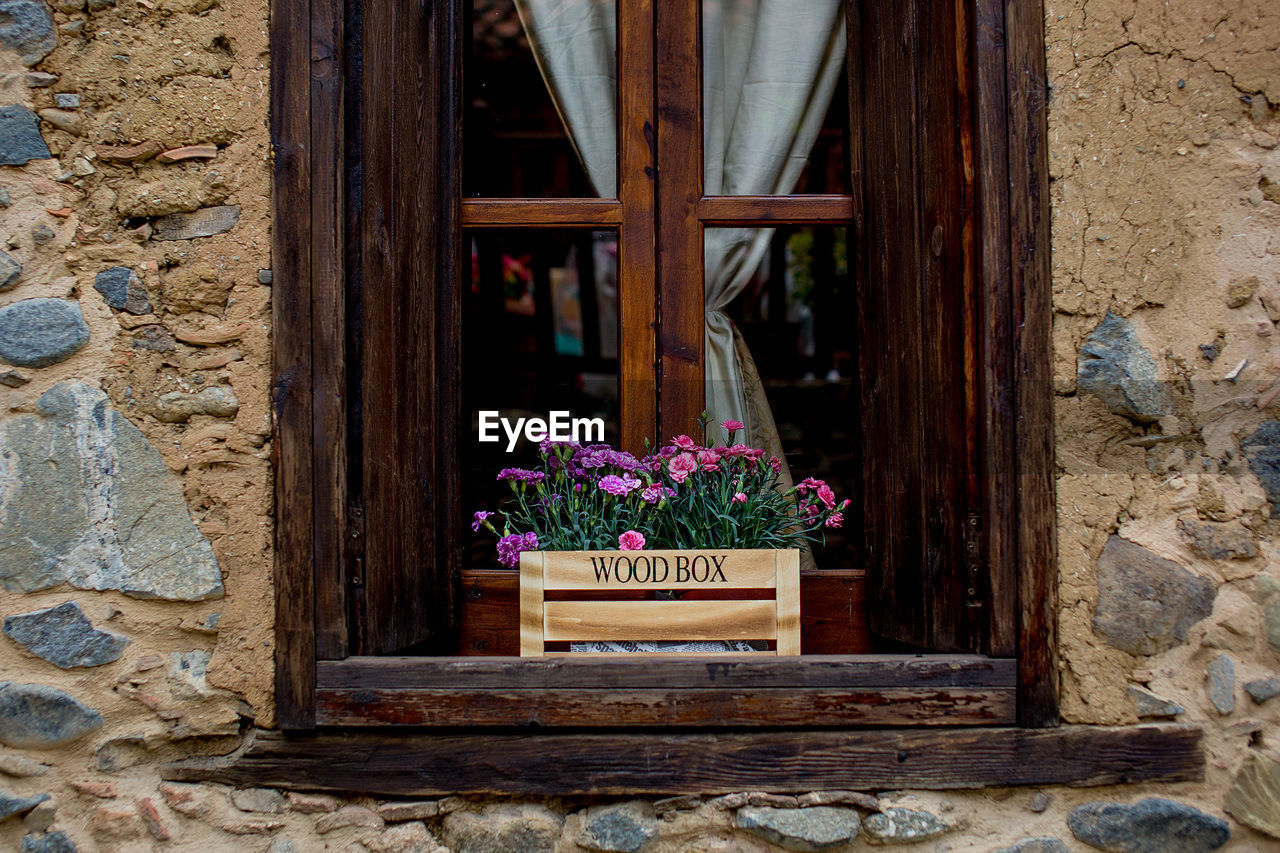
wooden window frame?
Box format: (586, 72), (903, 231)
(220, 0), (1207, 794)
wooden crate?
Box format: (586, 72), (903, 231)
(519, 550), (800, 656)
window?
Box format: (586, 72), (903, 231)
(271, 0), (1060, 735)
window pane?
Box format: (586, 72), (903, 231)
(707, 226), (857, 569)
(702, 0), (849, 196)
(464, 230), (620, 569)
(465, 0), (616, 198)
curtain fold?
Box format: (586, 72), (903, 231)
(516, 0), (846, 447)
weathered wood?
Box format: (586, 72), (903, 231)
(318, 655), (1016, 689)
(544, 600), (778, 643)
(165, 724), (1204, 796)
(697, 195), (854, 226)
(1005, 0), (1057, 727)
(270, 0), (315, 729)
(460, 198), (623, 228)
(315, 687), (1016, 727)
(310, 0), (346, 660)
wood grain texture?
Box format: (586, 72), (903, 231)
(315, 686), (1015, 727)
(461, 198), (623, 227)
(775, 551), (801, 655)
(544, 600), (778, 643)
(165, 724), (1203, 796)
(1005, 0), (1058, 727)
(318, 654), (1016, 689)
(520, 552), (544, 657)
(697, 195), (854, 225)
(271, 0), (316, 729)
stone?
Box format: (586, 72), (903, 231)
(135, 796), (169, 841)
(69, 780), (115, 798)
(1077, 312), (1171, 424)
(1244, 677), (1280, 704)
(0, 754), (47, 777)
(152, 385), (240, 422)
(37, 109), (81, 136)
(377, 800), (439, 821)
(24, 72), (55, 87)
(231, 787), (285, 814)
(796, 790), (881, 811)
(151, 204), (240, 241)
(258, 269), (273, 284)
(747, 792), (801, 808)
(0, 250), (20, 290)
(1244, 421), (1280, 510)
(0, 371), (26, 387)
(93, 267), (151, 315)
(1206, 654), (1235, 714)
(1092, 536), (1215, 655)
(1268, 600), (1280, 652)
(733, 806), (860, 852)
(1068, 799), (1229, 852)
(30, 224), (53, 245)
(175, 321), (251, 345)
(443, 803), (564, 853)
(288, 791), (339, 814)
(1226, 276), (1261, 308)
(132, 326), (174, 353)
(268, 841), (298, 853)
(708, 793), (750, 810)
(21, 831), (77, 853)
(156, 144), (217, 163)
(0, 789), (49, 820)
(315, 804), (383, 834)
(1224, 753), (1280, 840)
(364, 821), (446, 853)
(993, 840), (1070, 853)
(53, 94), (79, 109)
(1126, 685), (1184, 718)
(23, 798), (55, 831)
(0, 299), (89, 367)
(1030, 792), (1052, 813)
(0, 105), (47, 163)
(218, 816), (286, 834)
(95, 734), (150, 772)
(3, 601), (128, 668)
(861, 808), (948, 846)
(0, 382), (224, 600)
(1177, 518), (1260, 560)
(157, 782), (209, 817)
(578, 802), (658, 853)
(96, 140), (161, 163)
(0, 683), (101, 748)
(0, 0), (55, 65)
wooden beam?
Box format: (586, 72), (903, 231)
(165, 724), (1203, 796)
(696, 195), (854, 226)
(461, 198), (624, 228)
(270, 0), (316, 729)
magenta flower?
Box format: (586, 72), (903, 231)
(618, 530), (646, 550)
(671, 434), (698, 450)
(696, 449), (721, 471)
(471, 510), (495, 532)
(817, 484), (836, 509)
(497, 467), (546, 483)
(496, 531), (538, 568)
(731, 492), (747, 504)
(825, 512), (844, 529)
(668, 452), (698, 484)
(599, 474), (642, 496)
(768, 457), (782, 474)
(640, 484), (667, 504)
(721, 419), (744, 433)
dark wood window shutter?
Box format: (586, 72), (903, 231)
(352, 0), (462, 654)
(849, 0), (984, 653)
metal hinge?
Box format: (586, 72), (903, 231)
(964, 511), (983, 608)
(346, 502), (366, 587)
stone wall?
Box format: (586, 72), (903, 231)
(1, 0), (1279, 850)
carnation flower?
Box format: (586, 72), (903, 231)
(671, 434), (698, 450)
(731, 492), (748, 504)
(497, 467), (546, 483)
(825, 512), (844, 529)
(471, 510), (495, 532)
(496, 531), (538, 568)
(696, 449), (721, 471)
(599, 474), (643, 496)
(618, 530), (646, 550)
(768, 456), (782, 474)
(720, 419), (745, 433)
(817, 484), (836, 509)
(668, 452), (699, 484)
(640, 484), (668, 504)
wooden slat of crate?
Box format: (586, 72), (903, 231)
(543, 600), (778, 642)
(541, 549), (777, 590)
(519, 553), (545, 657)
(775, 550), (800, 655)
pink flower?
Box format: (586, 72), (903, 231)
(640, 484), (668, 504)
(731, 492), (748, 504)
(817, 484), (836, 509)
(768, 457), (782, 474)
(471, 510), (495, 532)
(671, 434), (698, 450)
(496, 531), (538, 568)
(825, 512), (844, 529)
(599, 474), (642, 496)
(668, 452), (698, 483)
(720, 419), (745, 436)
(618, 530), (646, 550)
(721, 444), (752, 458)
(696, 449), (721, 471)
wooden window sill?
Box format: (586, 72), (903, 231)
(314, 654), (1017, 727)
(164, 723), (1202, 796)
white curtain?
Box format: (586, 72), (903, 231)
(516, 0), (845, 446)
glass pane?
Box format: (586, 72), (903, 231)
(702, 0), (849, 196)
(464, 229), (620, 569)
(706, 225), (857, 569)
(466, 0), (617, 198)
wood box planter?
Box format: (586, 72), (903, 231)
(520, 549), (800, 656)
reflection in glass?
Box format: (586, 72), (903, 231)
(464, 230), (620, 569)
(465, 0), (606, 197)
(711, 226), (857, 569)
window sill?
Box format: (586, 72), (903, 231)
(314, 654), (1017, 727)
(164, 723), (1202, 796)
